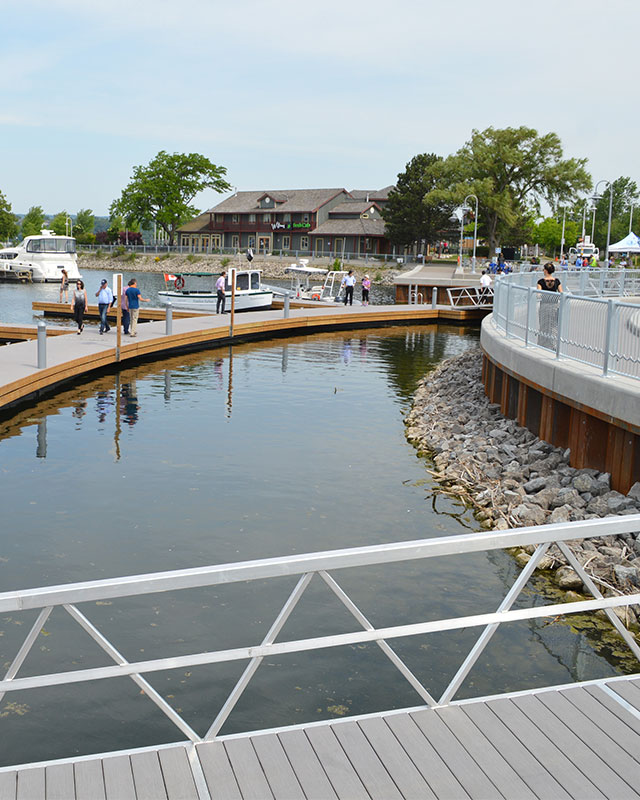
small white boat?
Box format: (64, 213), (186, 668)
(268, 261), (352, 304)
(158, 270), (273, 312)
(0, 230), (82, 282)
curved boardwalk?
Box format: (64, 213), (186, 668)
(0, 304), (487, 413)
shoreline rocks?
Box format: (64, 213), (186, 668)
(405, 348), (640, 633)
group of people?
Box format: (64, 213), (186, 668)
(340, 271), (371, 306)
(68, 277), (149, 336)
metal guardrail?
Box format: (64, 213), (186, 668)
(493, 270), (640, 379)
(1, 517), (639, 745)
(447, 286), (494, 307)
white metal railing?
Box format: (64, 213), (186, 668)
(493, 270), (640, 379)
(447, 286), (494, 307)
(1, 517), (639, 749)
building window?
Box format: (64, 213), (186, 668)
(212, 235), (221, 248)
(248, 214), (256, 224)
(181, 236), (189, 247)
(302, 213), (310, 223)
(232, 214), (239, 224)
(215, 214), (223, 222)
(232, 235), (240, 249)
(282, 235), (290, 250)
(300, 236), (309, 250)
(263, 213), (271, 223)
(283, 213), (291, 223)
(248, 236), (256, 248)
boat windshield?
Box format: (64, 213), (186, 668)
(26, 238), (76, 254)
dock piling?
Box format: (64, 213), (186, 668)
(37, 320), (46, 368)
(283, 291), (290, 318)
(165, 303), (173, 336)
(431, 287), (437, 309)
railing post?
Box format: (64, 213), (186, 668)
(165, 303), (173, 335)
(283, 291), (290, 319)
(555, 292), (567, 359)
(580, 269), (588, 295)
(602, 299), (615, 376)
(505, 281), (512, 337)
(37, 320), (46, 369)
(431, 287), (437, 308)
(524, 287), (534, 347)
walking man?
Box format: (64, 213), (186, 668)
(95, 279), (113, 334)
(216, 271), (227, 314)
(121, 280), (130, 335)
(342, 270), (356, 306)
(125, 278), (149, 337)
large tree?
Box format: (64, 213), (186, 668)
(110, 151), (231, 245)
(50, 211), (70, 236)
(381, 154), (454, 249)
(74, 208), (95, 235)
(21, 205), (46, 238)
(424, 127), (592, 253)
(589, 176), (639, 251)
(0, 190), (19, 241)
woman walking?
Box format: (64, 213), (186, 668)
(71, 280), (88, 334)
(59, 269), (69, 303)
(361, 274), (371, 306)
(536, 263), (562, 349)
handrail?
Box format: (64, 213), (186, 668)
(1, 516), (640, 746)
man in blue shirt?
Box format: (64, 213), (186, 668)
(124, 278), (149, 337)
(95, 279), (113, 334)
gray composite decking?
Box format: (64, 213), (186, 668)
(2, 676), (640, 799)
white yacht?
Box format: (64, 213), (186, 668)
(158, 270), (273, 312)
(0, 230), (82, 282)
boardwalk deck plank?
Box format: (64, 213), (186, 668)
(435, 705), (538, 799)
(251, 734), (305, 800)
(0, 772), (16, 800)
(196, 742), (241, 800)
(606, 678), (640, 713)
(102, 755), (136, 800)
(45, 763), (75, 800)
(357, 716), (437, 800)
(16, 767), (44, 800)
(277, 729), (339, 800)
(304, 725), (369, 800)
(462, 701), (572, 800)
(158, 748), (199, 800)
(331, 721), (404, 800)
(511, 694), (639, 800)
(384, 712), (470, 799)
(585, 685), (640, 735)
(224, 738), (274, 800)
(411, 709), (503, 800)
(549, 688), (640, 765)
(130, 751), (168, 800)
(74, 760), (106, 800)
(486, 698), (607, 800)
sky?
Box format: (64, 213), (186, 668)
(2, 0), (638, 217)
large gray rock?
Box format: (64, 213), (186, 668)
(549, 505), (573, 524)
(628, 482), (640, 501)
(613, 565), (640, 588)
(523, 477), (547, 494)
(556, 566), (583, 589)
(573, 474), (595, 493)
(513, 503), (547, 526)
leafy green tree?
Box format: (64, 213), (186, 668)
(110, 151), (231, 245)
(50, 211), (71, 236)
(590, 177), (639, 251)
(74, 208), (95, 235)
(21, 205), (46, 238)
(0, 190), (19, 241)
(424, 127), (592, 253)
(381, 154), (454, 248)
(534, 217), (580, 256)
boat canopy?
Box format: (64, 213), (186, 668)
(284, 265), (328, 276)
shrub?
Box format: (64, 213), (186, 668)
(220, 257), (231, 267)
(125, 252), (137, 262)
(112, 245), (126, 257)
(331, 257), (341, 271)
(374, 271), (382, 282)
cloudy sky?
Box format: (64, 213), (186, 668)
(2, 0), (638, 216)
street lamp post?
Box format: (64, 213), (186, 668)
(630, 201), (635, 234)
(464, 194), (479, 274)
(560, 207), (567, 259)
(592, 179), (613, 265)
(65, 216), (73, 237)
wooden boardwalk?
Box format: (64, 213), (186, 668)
(1, 675), (639, 799)
(0, 303), (489, 413)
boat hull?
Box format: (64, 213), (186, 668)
(158, 290), (273, 312)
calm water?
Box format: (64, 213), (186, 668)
(0, 325), (623, 765)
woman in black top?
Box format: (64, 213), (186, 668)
(537, 263), (562, 348)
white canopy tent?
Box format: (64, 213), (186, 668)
(608, 232), (640, 253)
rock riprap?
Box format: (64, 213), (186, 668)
(405, 348), (640, 630)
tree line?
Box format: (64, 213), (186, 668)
(1, 130), (637, 255)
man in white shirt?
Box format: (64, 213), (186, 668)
(479, 270), (492, 301)
(216, 271), (227, 314)
(95, 278), (114, 334)
(341, 270), (356, 306)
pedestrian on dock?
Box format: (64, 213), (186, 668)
(536, 263), (562, 348)
(361, 274), (371, 306)
(125, 278), (149, 337)
(216, 271), (227, 314)
(71, 280), (87, 334)
(59, 269), (69, 303)
(342, 270), (356, 306)
(121, 281), (130, 335)
(95, 279), (113, 334)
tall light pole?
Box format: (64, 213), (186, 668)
(630, 201), (636, 234)
(463, 194), (479, 273)
(65, 216), (73, 237)
(559, 206), (567, 259)
(592, 179), (613, 265)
